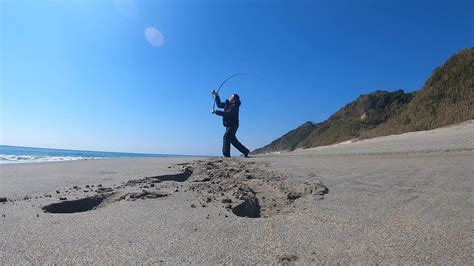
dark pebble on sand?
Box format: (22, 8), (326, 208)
(150, 184), (155, 187)
(59, 196), (67, 200)
(206, 197), (212, 203)
(85, 185), (90, 188)
(191, 204), (196, 208)
(0, 197), (7, 203)
(222, 198), (232, 204)
(147, 192), (169, 199)
(2, 214), (5, 217)
(287, 192), (302, 200)
(129, 191), (149, 199)
(23, 196), (30, 200)
(56, 190), (60, 194)
(314, 184), (329, 195)
(97, 187), (114, 193)
(278, 255), (299, 263)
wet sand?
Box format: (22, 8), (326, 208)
(1, 121), (472, 264)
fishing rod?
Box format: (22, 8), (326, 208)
(212, 74), (266, 111)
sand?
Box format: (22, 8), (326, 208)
(1, 121), (473, 264)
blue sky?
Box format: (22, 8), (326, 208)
(0, 0), (472, 155)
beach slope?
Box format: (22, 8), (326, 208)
(1, 121), (472, 264)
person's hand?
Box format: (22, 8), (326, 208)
(211, 90), (218, 97)
(211, 109), (216, 114)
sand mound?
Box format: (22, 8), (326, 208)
(19, 158), (329, 218)
(179, 159), (329, 218)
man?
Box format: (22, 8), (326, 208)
(212, 90), (250, 158)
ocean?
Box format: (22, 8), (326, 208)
(0, 145), (190, 164)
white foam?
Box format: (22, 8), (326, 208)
(0, 154), (102, 164)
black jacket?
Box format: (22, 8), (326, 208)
(214, 95), (240, 127)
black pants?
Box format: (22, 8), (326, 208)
(223, 125), (249, 157)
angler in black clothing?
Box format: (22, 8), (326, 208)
(212, 90), (250, 158)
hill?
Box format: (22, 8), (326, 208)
(363, 47), (474, 138)
(252, 90), (414, 154)
(253, 47), (473, 154)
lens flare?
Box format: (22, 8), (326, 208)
(145, 27), (164, 47)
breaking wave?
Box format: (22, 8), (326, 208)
(0, 145), (191, 164)
(0, 154), (101, 164)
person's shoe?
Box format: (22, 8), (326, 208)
(244, 152), (250, 158)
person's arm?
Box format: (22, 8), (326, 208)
(215, 104), (237, 117)
(215, 95), (226, 109)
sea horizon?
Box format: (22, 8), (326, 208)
(0, 145), (199, 164)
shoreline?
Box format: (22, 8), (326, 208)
(0, 155), (208, 165)
(0, 144), (206, 165)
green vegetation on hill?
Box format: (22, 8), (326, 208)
(253, 47), (474, 154)
(252, 90), (414, 154)
(364, 47), (474, 138)
(301, 90), (414, 148)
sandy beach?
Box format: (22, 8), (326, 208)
(1, 121), (472, 264)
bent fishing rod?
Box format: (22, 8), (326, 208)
(211, 74), (266, 111)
